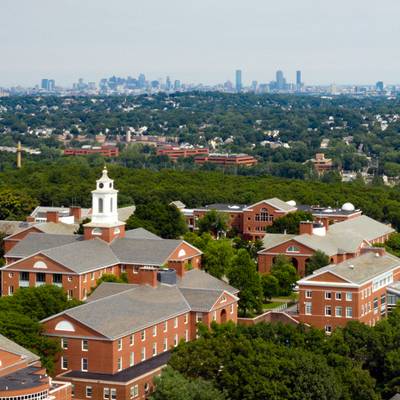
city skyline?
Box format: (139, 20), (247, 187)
(1, 0), (400, 87)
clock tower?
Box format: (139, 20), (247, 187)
(84, 166), (125, 242)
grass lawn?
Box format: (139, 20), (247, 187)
(263, 302), (283, 310)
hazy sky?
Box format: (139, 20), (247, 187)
(1, 0), (400, 87)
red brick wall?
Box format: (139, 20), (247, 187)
(3, 226), (43, 252)
(83, 226), (125, 243)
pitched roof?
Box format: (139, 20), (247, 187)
(200, 203), (247, 212)
(86, 283), (138, 302)
(124, 228), (161, 240)
(261, 215), (394, 256)
(5, 232), (82, 258)
(42, 239), (120, 273)
(178, 269), (239, 294)
(36, 222), (77, 235)
(110, 238), (182, 265)
(300, 252), (400, 285)
(0, 221), (35, 236)
(245, 197), (297, 212)
(62, 284), (190, 339)
(117, 206), (136, 222)
(0, 334), (39, 364)
(179, 288), (224, 312)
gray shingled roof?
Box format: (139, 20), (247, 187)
(124, 228), (161, 240)
(245, 198), (296, 212)
(302, 252), (400, 285)
(63, 284), (190, 339)
(110, 238), (182, 265)
(117, 206), (136, 222)
(178, 269), (238, 295)
(86, 283), (138, 302)
(0, 221), (34, 236)
(5, 233), (82, 258)
(179, 288), (223, 312)
(36, 222), (77, 235)
(0, 334), (39, 364)
(42, 239), (120, 274)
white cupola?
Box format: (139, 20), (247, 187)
(90, 166), (119, 225)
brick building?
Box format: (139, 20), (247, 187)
(0, 334), (71, 400)
(296, 249), (400, 333)
(41, 269), (238, 400)
(194, 153), (258, 167)
(63, 146), (119, 158)
(1, 168), (202, 300)
(308, 153), (334, 174)
(156, 146), (208, 161)
(258, 215), (394, 277)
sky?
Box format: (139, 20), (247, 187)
(1, 0), (400, 87)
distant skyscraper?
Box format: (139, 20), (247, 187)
(251, 80), (258, 92)
(296, 70), (302, 91)
(138, 73), (146, 89)
(166, 76), (171, 91)
(276, 70), (286, 90)
(235, 69), (242, 92)
(376, 81), (384, 92)
(174, 80), (181, 90)
(48, 79), (55, 91)
(41, 79), (49, 90)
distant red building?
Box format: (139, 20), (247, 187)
(194, 153), (258, 167)
(156, 146), (208, 161)
(64, 146), (119, 157)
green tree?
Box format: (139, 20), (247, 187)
(266, 211), (314, 234)
(305, 250), (330, 276)
(271, 255), (299, 296)
(0, 189), (38, 220)
(197, 210), (228, 237)
(151, 367), (226, 400)
(261, 274), (279, 301)
(227, 249), (263, 316)
(202, 239), (235, 279)
(95, 273), (128, 287)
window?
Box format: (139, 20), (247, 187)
(174, 334), (178, 347)
(305, 290), (312, 299)
(335, 306), (342, 317)
(184, 314), (188, 324)
(110, 198), (113, 212)
(83, 274), (87, 283)
(61, 338), (68, 349)
(325, 291), (332, 300)
(111, 389), (117, 400)
(86, 387), (92, 398)
(325, 325), (332, 334)
(287, 245), (300, 253)
(185, 329), (189, 342)
(81, 358), (88, 371)
(230, 304), (234, 314)
(36, 272), (46, 282)
(144, 383), (150, 395)
(373, 297), (379, 313)
(346, 292), (353, 301)
(8, 286), (14, 296)
(163, 338), (168, 352)
(20, 271), (29, 281)
(346, 307), (353, 318)
(141, 347), (146, 361)
(130, 352), (134, 367)
(130, 385), (139, 399)
(117, 357), (122, 371)
(53, 274), (62, 284)
(196, 312), (202, 322)
(361, 304), (364, 316)
(305, 302), (312, 315)
(68, 276), (73, 282)
(72, 384), (75, 397)
(8, 272), (14, 278)
(141, 330), (146, 341)
(325, 305), (332, 316)
(174, 317), (178, 328)
(82, 340), (88, 351)
(212, 311), (217, 321)
(83, 288), (87, 300)
(104, 388), (110, 400)
(335, 292), (342, 300)
(152, 343), (157, 356)
(91, 272), (95, 281)
(153, 326), (157, 337)
(118, 339), (122, 351)
(99, 198), (104, 213)
(130, 334), (134, 346)
(163, 321), (168, 332)
(67, 290), (73, 300)
(61, 356), (68, 370)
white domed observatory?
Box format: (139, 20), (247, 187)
(341, 202), (355, 212)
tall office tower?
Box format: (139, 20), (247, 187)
(235, 69), (242, 92)
(296, 70), (302, 90)
(251, 80), (258, 92)
(174, 80), (181, 90)
(138, 73), (146, 88)
(41, 79), (49, 90)
(48, 79), (55, 91)
(166, 76), (171, 91)
(276, 70), (285, 90)
(376, 81), (384, 92)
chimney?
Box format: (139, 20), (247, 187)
(46, 211), (59, 223)
(134, 267), (158, 287)
(69, 206), (82, 222)
(360, 247), (386, 257)
(299, 221), (313, 235)
(320, 218), (329, 231)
